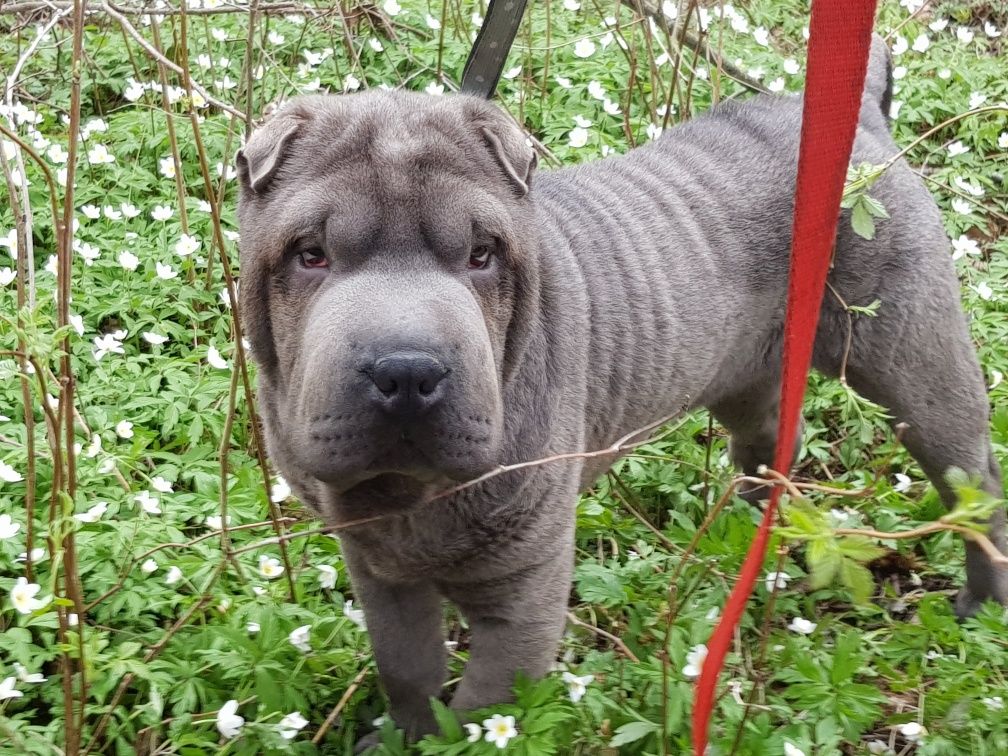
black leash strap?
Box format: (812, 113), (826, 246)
(459, 0), (530, 99)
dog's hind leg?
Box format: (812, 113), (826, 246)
(817, 278), (1007, 616)
(708, 373), (802, 503)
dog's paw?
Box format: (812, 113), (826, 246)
(354, 731), (383, 755)
(953, 586), (1008, 618)
(736, 481), (772, 504)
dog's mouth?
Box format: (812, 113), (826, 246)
(321, 470), (450, 520)
(361, 433), (454, 479)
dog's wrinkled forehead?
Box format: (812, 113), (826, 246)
(236, 91), (536, 210)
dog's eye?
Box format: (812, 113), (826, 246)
(299, 249), (328, 269)
(468, 245), (493, 270)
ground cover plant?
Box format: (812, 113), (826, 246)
(1, 0), (1007, 753)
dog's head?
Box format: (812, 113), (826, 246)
(236, 91), (538, 517)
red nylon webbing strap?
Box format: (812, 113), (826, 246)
(691, 3), (879, 753)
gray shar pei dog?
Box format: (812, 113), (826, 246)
(236, 36), (1006, 742)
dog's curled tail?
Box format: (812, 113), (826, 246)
(863, 33), (894, 125)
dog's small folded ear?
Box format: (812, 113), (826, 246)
(478, 120), (537, 198)
(236, 113), (303, 194)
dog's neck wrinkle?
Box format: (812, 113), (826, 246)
(495, 210), (588, 465)
(532, 159), (754, 451)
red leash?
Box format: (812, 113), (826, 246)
(691, 2), (879, 753)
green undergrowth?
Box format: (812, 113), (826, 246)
(1, 0), (1007, 753)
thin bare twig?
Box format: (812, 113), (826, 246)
(99, 0), (249, 121)
(312, 664), (372, 744)
(566, 611), (641, 662)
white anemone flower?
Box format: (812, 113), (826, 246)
(10, 577), (46, 614)
(207, 345), (228, 370)
(270, 477), (291, 503)
(206, 514), (231, 530)
(155, 262), (178, 280)
(788, 617), (817, 635)
(47, 143), (69, 163)
(951, 198), (972, 215)
(0, 461), (24, 483)
(951, 234), (980, 260)
(954, 176), (984, 197)
(159, 157), (176, 179)
(568, 127), (589, 148)
(764, 571), (790, 592)
(135, 490), (161, 515)
(561, 671), (594, 702)
(0, 677), (22, 700)
(151, 476), (173, 493)
(258, 555), (284, 579)
(75, 501), (108, 523)
(482, 714), (518, 748)
(216, 699), (244, 739)
(573, 38), (596, 57)
(174, 233), (200, 257)
(93, 331), (126, 361)
(344, 600), (367, 629)
(682, 644), (707, 679)
(0, 514), (21, 539)
(118, 251), (140, 271)
(277, 711), (309, 740)
(87, 144), (115, 164)
(318, 564), (337, 589)
(289, 624), (312, 652)
(13, 663), (44, 684)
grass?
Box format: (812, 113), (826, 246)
(0, 0), (1007, 753)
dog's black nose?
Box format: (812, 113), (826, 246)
(367, 351), (448, 415)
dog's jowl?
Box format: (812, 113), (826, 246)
(236, 37), (1006, 742)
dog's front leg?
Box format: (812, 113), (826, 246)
(343, 545), (447, 741)
(445, 544), (573, 713)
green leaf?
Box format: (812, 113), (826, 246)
(850, 201), (876, 240)
(829, 632), (862, 685)
(574, 563), (628, 605)
(609, 720), (659, 747)
(861, 194), (890, 219)
(837, 537), (885, 563)
(807, 540), (843, 589)
(839, 558), (875, 604)
(431, 699), (463, 741)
